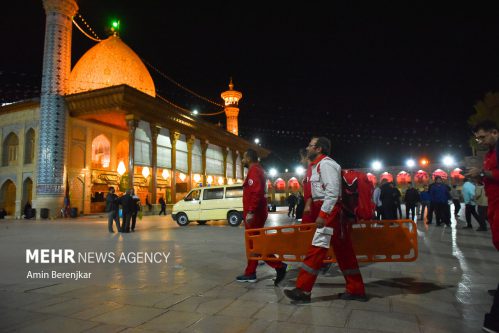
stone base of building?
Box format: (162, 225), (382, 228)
(34, 195), (65, 219)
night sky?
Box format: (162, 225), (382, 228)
(1, 1), (499, 170)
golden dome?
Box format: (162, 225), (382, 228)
(69, 35), (155, 97)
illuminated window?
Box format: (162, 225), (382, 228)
(91, 134), (111, 169)
(3, 132), (19, 166)
(24, 129), (35, 164)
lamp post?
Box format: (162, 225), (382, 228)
(442, 155), (455, 185)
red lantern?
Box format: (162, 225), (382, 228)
(432, 169), (448, 180)
(414, 170), (429, 185)
(288, 177), (301, 191)
(380, 172), (393, 183)
(450, 168), (465, 184)
(266, 180), (273, 191)
(274, 178), (286, 191)
(396, 171), (411, 185)
(366, 173), (377, 186)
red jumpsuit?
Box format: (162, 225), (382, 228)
(243, 163), (285, 275)
(483, 147), (499, 250)
(483, 145), (499, 333)
(295, 155), (365, 296)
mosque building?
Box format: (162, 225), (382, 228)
(0, 0), (267, 218)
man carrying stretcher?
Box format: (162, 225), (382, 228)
(284, 137), (367, 303)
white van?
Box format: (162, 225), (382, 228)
(172, 184), (244, 226)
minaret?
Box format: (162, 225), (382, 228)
(36, 0), (78, 216)
(221, 78), (243, 136)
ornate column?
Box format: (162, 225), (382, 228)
(36, 0), (78, 217)
(126, 116), (138, 189)
(187, 136), (195, 192)
(222, 148), (229, 184)
(201, 141), (208, 186)
(232, 150), (238, 183)
(150, 124), (160, 204)
(169, 131), (180, 203)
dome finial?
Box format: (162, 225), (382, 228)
(228, 77), (234, 90)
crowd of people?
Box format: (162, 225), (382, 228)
(236, 119), (498, 332)
(372, 175), (490, 230)
(105, 187), (142, 233)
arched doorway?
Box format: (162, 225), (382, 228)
(0, 180), (16, 215)
(22, 177), (33, 209)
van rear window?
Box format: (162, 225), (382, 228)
(225, 186), (243, 198)
(203, 188), (224, 200)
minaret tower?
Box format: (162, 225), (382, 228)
(36, 0), (78, 215)
(221, 78), (243, 136)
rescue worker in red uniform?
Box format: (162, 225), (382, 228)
(466, 120), (499, 333)
(284, 137), (367, 303)
(236, 149), (288, 285)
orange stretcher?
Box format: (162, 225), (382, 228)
(245, 220), (418, 263)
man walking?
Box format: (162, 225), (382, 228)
(119, 189), (135, 233)
(404, 183), (420, 221)
(287, 193), (297, 218)
(236, 149), (287, 285)
(467, 120), (499, 333)
(429, 176), (451, 226)
(284, 137), (366, 303)
(105, 187), (120, 233)
(462, 177), (480, 229)
(158, 196), (167, 215)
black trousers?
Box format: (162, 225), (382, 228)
(122, 213), (132, 232)
(435, 203), (450, 225)
(427, 203), (435, 223)
(452, 199), (461, 215)
(131, 212), (138, 231)
(465, 204), (480, 227)
(288, 205), (295, 217)
(405, 204), (416, 220)
(477, 205), (488, 229)
(484, 283), (499, 329)
(159, 206), (166, 215)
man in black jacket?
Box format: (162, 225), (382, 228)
(404, 183), (420, 221)
(105, 187), (120, 233)
(119, 189), (135, 233)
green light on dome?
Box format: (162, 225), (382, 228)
(110, 19), (120, 32)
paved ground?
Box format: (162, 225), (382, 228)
(0, 208), (497, 333)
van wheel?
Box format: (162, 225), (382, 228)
(197, 220), (207, 225)
(227, 211), (242, 226)
(176, 213), (189, 226)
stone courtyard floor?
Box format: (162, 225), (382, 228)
(0, 208), (497, 332)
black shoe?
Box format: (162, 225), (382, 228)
(338, 292), (368, 302)
(236, 274), (257, 283)
(284, 288), (311, 303)
(477, 227), (488, 231)
(274, 263), (287, 286)
(320, 263), (332, 275)
(483, 313), (499, 333)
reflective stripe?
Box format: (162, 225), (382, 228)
(312, 196), (325, 200)
(301, 263), (320, 275)
(342, 268), (361, 276)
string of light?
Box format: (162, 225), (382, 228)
(156, 94), (192, 114)
(141, 58), (224, 108)
(72, 13), (101, 42)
